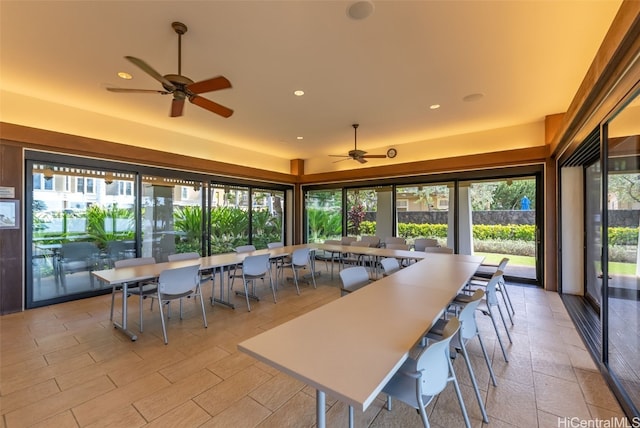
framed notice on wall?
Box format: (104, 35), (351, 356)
(0, 200), (19, 229)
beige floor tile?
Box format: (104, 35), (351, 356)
(485, 376), (538, 427)
(72, 372), (170, 426)
(143, 400), (212, 427)
(0, 276), (629, 428)
(533, 371), (591, 420)
(249, 372), (306, 411)
(193, 365), (272, 417)
(133, 369), (222, 421)
(29, 410), (79, 428)
(574, 368), (624, 411)
(256, 391), (316, 428)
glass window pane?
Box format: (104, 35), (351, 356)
(606, 93), (640, 411)
(30, 164), (136, 303)
(396, 183), (453, 248)
(464, 177), (538, 281)
(305, 190), (342, 243)
(210, 184), (250, 253)
(141, 175), (202, 261)
(252, 189), (284, 249)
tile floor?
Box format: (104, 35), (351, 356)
(0, 263), (630, 427)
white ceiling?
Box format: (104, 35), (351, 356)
(0, 1), (623, 173)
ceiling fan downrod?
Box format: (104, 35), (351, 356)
(172, 21), (188, 76)
(353, 123), (359, 150)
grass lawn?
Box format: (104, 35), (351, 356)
(475, 252), (637, 276)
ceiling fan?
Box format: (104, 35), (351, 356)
(106, 21), (233, 118)
(329, 124), (388, 164)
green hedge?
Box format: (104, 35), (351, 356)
(360, 221), (640, 244)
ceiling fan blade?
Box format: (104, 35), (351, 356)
(171, 98), (185, 117)
(362, 154), (387, 158)
(106, 87), (170, 94)
(332, 158), (351, 163)
(125, 56), (176, 91)
(329, 154), (350, 158)
(356, 157), (368, 164)
(189, 95), (234, 118)
(187, 76), (232, 94)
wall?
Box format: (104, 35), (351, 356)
(0, 144), (24, 313)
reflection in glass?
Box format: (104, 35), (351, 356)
(606, 92), (640, 412)
(140, 175), (202, 262)
(30, 164), (136, 303)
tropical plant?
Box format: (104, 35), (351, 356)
(307, 208), (342, 242)
(86, 204), (134, 248)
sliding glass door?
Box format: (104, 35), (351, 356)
(462, 176), (541, 282)
(395, 182), (454, 248)
(28, 161), (137, 305)
(605, 93), (640, 413)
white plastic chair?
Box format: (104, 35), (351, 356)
(341, 240), (371, 269)
(466, 257), (515, 322)
(229, 245), (257, 288)
(339, 266), (371, 296)
(379, 257), (400, 276)
(279, 247), (316, 294)
(423, 246), (454, 254)
(453, 270), (512, 362)
(112, 257), (157, 332)
(414, 238), (438, 251)
(340, 236), (357, 245)
(360, 235), (380, 247)
(383, 236), (406, 247)
(238, 253), (276, 311)
(152, 263), (207, 344)
(315, 239), (342, 278)
(167, 251), (200, 262)
(266, 242), (287, 279)
(426, 289), (496, 423)
(382, 317), (471, 428)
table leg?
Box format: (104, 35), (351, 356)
(113, 282), (138, 341)
(211, 267), (235, 309)
(316, 389), (326, 428)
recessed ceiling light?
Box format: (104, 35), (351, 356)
(429, 104), (441, 110)
(463, 93), (484, 102)
(347, 1), (375, 20)
(294, 90), (305, 96)
(297, 136), (304, 140)
(117, 71), (132, 80)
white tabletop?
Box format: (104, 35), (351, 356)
(238, 254), (481, 411)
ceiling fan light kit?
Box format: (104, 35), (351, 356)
(329, 124), (392, 164)
(106, 21), (233, 118)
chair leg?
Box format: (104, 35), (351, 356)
(269, 275), (277, 303)
(458, 340), (489, 423)
(292, 268), (301, 295)
(310, 265), (316, 289)
(448, 359), (472, 428)
(110, 285), (117, 321)
(483, 306), (509, 362)
(157, 297), (169, 345)
(348, 405), (354, 428)
(500, 288), (515, 326)
(495, 302), (513, 343)
(197, 284), (208, 328)
(243, 279), (252, 311)
(503, 282), (515, 314)
(139, 293), (144, 332)
(476, 331), (498, 387)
